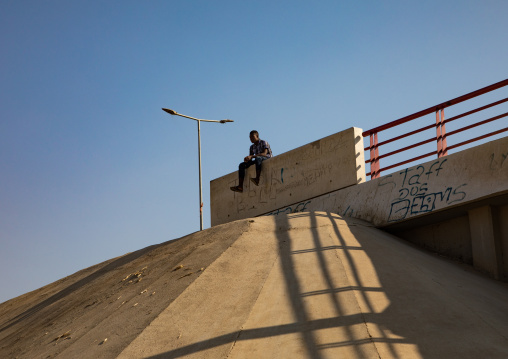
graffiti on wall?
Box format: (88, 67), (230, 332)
(265, 200), (312, 216)
(272, 163), (334, 196)
(246, 157), (471, 223)
(231, 161), (336, 214)
(489, 151), (508, 170)
(382, 159), (468, 222)
(342, 205), (355, 217)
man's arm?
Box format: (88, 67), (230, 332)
(252, 148), (268, 158)
(245, 148), (268, 161)
(254, 140), (269, 158)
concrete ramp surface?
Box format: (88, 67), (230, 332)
(2, 212), (508, 358)
(119, 213), (508, 359)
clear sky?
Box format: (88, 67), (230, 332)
(1, 1), (507, 304)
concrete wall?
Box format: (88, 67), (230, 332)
(500, 204), (508, 280)
(468, 205), (504, 279)
(210, 127), (365, 226)
(391, 215), (473, 264)
(265, 136), (508, 227)
(389, 202), (508, 280)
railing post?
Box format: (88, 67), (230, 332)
(436, 110), (443, 158)
(370, 132), (380, 179)
(369, 134), (374, 179)
(440, 109), (448, 156)
(436, 109), (448, 158)
(374, 132), (380, 178)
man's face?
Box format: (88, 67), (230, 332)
(249, 133), (259, 143)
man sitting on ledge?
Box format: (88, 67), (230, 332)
(230, 130), (272, 193)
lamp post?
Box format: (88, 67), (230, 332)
(162, 108), (233, 231)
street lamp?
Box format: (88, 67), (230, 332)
(162, 108), (233, 231)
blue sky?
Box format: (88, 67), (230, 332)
(1, 1), (507, 304)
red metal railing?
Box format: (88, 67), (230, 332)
(363, 79), (508, 179)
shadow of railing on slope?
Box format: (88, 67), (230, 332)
(324, 212), (403, 357)
(146, 212), (415, 358)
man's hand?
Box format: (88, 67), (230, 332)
(244, 155), (252, 162)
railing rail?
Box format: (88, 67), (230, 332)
(363, 79), (508, 179)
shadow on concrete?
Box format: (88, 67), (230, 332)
(145, 212), (423, 358)
(325, 212), (403, 357)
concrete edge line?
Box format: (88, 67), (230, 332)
(225, 231), (282, 358)
(117, 218), (280, 358)
(326, 224), (382, 359)
(115, 223), (251, 358)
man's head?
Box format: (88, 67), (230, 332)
(249, 130), (259, 144)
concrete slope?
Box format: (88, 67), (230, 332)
(0, 221), (250, 359)
(118, 212), (508, 359)
(2, 212), (508, 358)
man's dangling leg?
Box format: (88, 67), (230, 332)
(239, 160), (257, 189)
(253, 157), (265, 184)
(238, 162), (247, 189)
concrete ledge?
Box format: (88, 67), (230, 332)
(210, 127), (365, 226)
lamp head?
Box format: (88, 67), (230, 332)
(220, 119), (234, 123)
(162, 108), (177, 115)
